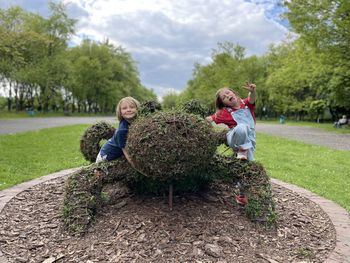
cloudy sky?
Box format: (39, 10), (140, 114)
(1, 0), (289, 98)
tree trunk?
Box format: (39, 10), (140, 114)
(14, 84), (19, 112)
(7, 82), (12, 111)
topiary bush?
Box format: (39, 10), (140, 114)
(80, 122), (115, 163)
(127, 111), (218, 181)
(219, 158), (276, 223)
(63, 103), (276, 235)
(139, 100), (162, 116)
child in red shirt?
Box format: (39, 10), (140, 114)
(206, 83), (257, 206)
(206, 83), (257, 161)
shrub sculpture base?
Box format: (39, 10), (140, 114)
(64, 108), (275, 235)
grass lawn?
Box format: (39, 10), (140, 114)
(1, 125), (349, 213)
(0, 125), (90, 190)
(255, 133), (350, 212)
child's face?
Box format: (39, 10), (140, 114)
(120, 101), (138, 121)
(219, 89), (239, 107)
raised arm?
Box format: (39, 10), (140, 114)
(243, 82), (257, 104)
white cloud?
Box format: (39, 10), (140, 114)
(145, 84), (181, 102)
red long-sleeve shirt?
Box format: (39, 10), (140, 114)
(211, 98), (255, 129)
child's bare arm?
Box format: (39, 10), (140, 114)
(243, 82), (257, 104)
(122, 148), (134, 165)
(122, 148), (148, 176)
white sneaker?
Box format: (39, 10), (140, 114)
(236, 149), (248, 160)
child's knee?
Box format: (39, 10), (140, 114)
(234, 124), (249, 136)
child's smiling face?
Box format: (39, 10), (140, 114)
(120, 101), (138, 121)
(219, 88), (239, 107)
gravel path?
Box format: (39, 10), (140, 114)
(256, 123), (350, 151)
(1, 117), (349, 151)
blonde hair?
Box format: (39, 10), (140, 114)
(116, 96), (140, 121)
(215, 87), (240, 109)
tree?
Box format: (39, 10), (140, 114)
(162, 92), (179, 110)
(0, 6), (29, 111)
(283, 0), (350, 117)
(283, 0), (350, 54)
(0, 3), (75, 112)
(67, 39), (156, 113)
(0, 3), (155, 114)
(309, 100), (326, 123)
(264, 39), (332, 120)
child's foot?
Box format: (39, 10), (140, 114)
(236, 149), (248, 160)
(235, 194), (248, 206)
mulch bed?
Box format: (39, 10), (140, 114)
(0, 177), (335, 263)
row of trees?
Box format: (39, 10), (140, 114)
(1, 1), (349, 119)
(164, 0), (350, 121)
(0, 3), (155, 114)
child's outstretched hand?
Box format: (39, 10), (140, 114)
(242, 82), (256, 92)
(243, 82), (257, 104)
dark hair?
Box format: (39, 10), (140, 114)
(215, 87), (239, 109)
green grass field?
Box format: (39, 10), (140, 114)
(1, 125), (349, 212)
(255, 133), (350, 212)
(0, 125), (90, 190)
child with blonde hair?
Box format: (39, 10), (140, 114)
(96, 96), (140, 165)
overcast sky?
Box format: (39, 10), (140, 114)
(1, 0), (289, 98)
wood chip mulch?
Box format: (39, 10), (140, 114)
(0, 177), (336, 263)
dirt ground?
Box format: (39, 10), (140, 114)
(0, 177), (335, 263)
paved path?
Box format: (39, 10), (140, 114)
(256, 123), (350, 151)
(0, 117), (116, 134)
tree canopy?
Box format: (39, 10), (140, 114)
(1, 0), (349, 119)
(0, 3), (156, 114)
(282, 0), (350, 118)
